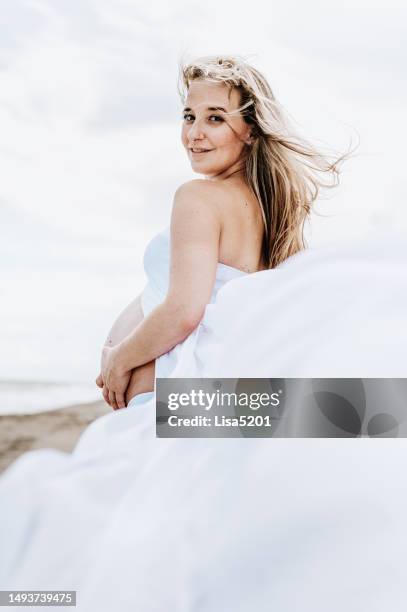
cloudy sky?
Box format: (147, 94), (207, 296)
(1, 0), (406, 401)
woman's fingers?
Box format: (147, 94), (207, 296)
(108, 388), (119, 411)
(95, 373), (103, 388)
(115, 392), (127, 410)
(101, 383), (124, 411)
(102, 385), (111, 406)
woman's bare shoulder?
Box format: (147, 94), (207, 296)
(174, 179), (227, 199)
(172, 180), (227, 223)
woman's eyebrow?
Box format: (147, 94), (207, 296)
(183, 106), (228, 113)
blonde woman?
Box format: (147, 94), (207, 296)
(95, 54), (352, 411)
(1, 55), (406, 609)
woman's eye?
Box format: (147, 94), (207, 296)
(182, 114), (223, 123)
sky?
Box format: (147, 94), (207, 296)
(0, 0), (406, 408)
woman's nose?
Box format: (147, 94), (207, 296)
(187, 120), (205, 141)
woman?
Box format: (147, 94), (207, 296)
(95, 54), (352, 412)
(1, 55), (407, 610)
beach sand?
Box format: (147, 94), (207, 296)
(0, 399), (111, 475)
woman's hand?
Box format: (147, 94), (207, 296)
(97, 345), (132, 410)
(95, 374), (124, 410)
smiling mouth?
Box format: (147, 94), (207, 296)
(190, 148), (213, 154)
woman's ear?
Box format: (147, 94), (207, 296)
(243, 129), (251, 145)
(245, 132), (255, 145)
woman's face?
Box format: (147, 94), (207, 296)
(181, 79), (252, 180)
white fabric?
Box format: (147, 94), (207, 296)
(1, 222), (407, 611)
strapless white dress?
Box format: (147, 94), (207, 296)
(1, 222), (407, 611)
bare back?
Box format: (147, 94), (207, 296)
(215, 179), (267, 274)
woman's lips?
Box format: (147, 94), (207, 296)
(190, 149), (213, 156)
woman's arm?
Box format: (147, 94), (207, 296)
(104, 293), (145, 348)
(111, 180), (223, 375)
(114, 300), (199, 372)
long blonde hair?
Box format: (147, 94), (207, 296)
(177, 53), (358, 268)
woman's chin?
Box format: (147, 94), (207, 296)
(190, 161), (219, 174)
(190, 162), (209, 173)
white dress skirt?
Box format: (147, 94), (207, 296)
(1, 223), (407, 611)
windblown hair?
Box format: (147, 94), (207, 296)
(177, 53), (358, 269)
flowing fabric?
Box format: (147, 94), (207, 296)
(1, 223), (407, 611)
